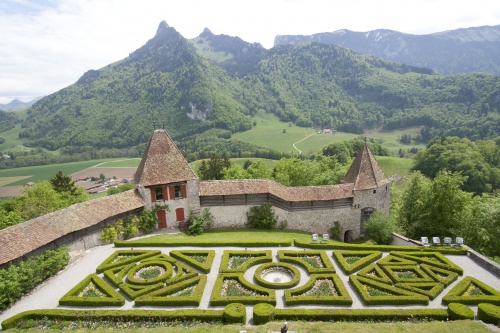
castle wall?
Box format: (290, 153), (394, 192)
(202, 204), (366, 240)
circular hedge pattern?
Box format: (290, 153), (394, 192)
(254, 262), (300, 289)
(126, 261), (173, 285)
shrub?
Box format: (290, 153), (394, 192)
(187, 209), (214, 236)
(447, 303), (474, 320)
(137, 208), (159, 234)
(253, 303), (275, 324)
(223, 303), (246, 324)
(330, 221), (342, 241)
(478, 303), (500, 326)
(100, 225), (118, 243)
(0, 246), (69, 311)
(364, 210), (395, 245)
(246, 203), (277, 229)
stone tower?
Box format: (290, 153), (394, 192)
(134, 129), (200, 229)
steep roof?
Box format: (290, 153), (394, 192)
(134, 129), (197, 187)
(342, 143), (390, 190)
(199, 179), (354, 202)
(0, 190), (145, 266)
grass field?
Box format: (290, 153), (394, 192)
(376, 156), (415, 177)
(0, 159), (137, 186)
(233, 110), (426, 155)
(125, 228), (318, 246)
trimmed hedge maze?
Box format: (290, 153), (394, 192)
(3, 245), (500, 330)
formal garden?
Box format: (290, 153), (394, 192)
(3, 231), (500, 332)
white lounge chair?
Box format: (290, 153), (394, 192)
(454, 237), (464, 247)
(421, 237), (429, 246)
(323, 234), (329, 241)
(443, 237), (452, 246)
(432, 237), (441, 246)
(312, 234), (318, 242)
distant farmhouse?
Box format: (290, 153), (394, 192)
(0, 129), (390, 269)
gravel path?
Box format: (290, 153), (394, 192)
(1, 244), (500, 328)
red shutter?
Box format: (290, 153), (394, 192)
(169, 186), (175, 200)
(162, 187), (168, 201)
(175, 208), (185, 222)
(181, 184), (187, 198)
(150, 188), (156, 202)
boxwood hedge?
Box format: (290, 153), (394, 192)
(210, 273), (275, 306)
(58, 274), (125, 307)
(478, 303), (500, 325)
(442, 276), (500, 305)
(284, 274), (352, 306)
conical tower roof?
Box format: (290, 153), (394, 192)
(342, 143), (390, 190)
(134, 129), (197, 187)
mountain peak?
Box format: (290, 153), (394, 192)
(156, 20), (170, 35)
(200, 28), (214, 37)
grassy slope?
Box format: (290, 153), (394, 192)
(233, 110), (425, 155)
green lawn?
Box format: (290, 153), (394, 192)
(94, 158), (141, 168)
(124, 228), (324, 246)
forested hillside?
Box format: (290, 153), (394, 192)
(17, 21), (500, 157)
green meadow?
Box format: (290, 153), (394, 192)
(0, 159), (139, 186)
(233, 110), (425, 155)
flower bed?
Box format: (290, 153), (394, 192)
(169, 250), (215, 274)
(219, 250), (272, 273)
(284, 274), (352, 306)
(135, 276), (207, 306)
(278, 250), (335, 274)
(442, 276), (500, 305)
(59, 274), (125, 307)
(210, 273), (275, 306)
(332, 250), (382, 274)
(96, 250), (161, 273)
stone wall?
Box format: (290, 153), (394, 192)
(202, 204), (365, 239)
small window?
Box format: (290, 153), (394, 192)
(174, 185), (182, 199)
(373, 189), (377, 194)
(155, 187), (163, 201)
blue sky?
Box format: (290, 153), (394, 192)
(1, 0), (499, 104)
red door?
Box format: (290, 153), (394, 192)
(175, 208), (185, 222)
(157, 210), (167, 228)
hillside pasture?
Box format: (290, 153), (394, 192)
(233, 110), (427, 155)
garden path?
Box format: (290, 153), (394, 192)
(1, 243), (500, 328)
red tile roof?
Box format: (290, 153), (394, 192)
(0, 190), (144, 266)
(134, 129), (197, 187)
(342, 143), (390, 190)
(199, 179), (354, 201)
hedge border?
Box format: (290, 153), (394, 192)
(284, 273), (352, 306)
(377, 254), (417, 266)
(59, 274), (125, 307)
(442, 276), (500, 305)
(420, 264), (458, 287)
(478, 303), (500, 325)
(447, 302), (475, 320)
(293, 239), (468, 254)
(356, 263), (393, 284)
(169, 250), (215, 273)
(119, 282), (165, 300)
(380, 264), (435, 284)
(253, 303), (450, 324)
(210, 272), (275, 306)
(125, 261), (174, 285)
(349, 275), (429, 305)
(96, 250), (161, 273)
(278, 250), (335, 274)
(254, 262), (301, 289)
(103, 263), (136, 287)
(1, 308), (227, 330)
(390, 251), (464, 275)
(332, 250), (382, 274)
(135, 275), (207, 306)
(395, 282), (444, 300)
(114, 239), (292, 247)
(219, 250), (272, 273)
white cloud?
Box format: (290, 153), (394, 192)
(0, 0), (499, 104)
